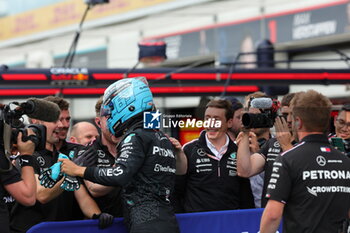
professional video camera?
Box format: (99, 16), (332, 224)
(0, 98), (60, 172)
(242, 97), (280, 128)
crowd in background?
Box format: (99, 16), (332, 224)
(0, 85), (349, 233)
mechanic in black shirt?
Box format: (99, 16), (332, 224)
(73, 96), (123, 217)
(173, 99), (254, 213)
(43, 96), (88, 159)
(43, 96), (88, 220)
(0, 129), (36, 233)
(60, 78), (180, 233)
(260, 90), (350, 233)
(237, 93), (296, 207)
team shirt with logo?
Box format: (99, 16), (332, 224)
(84, 128), (180, 233)
(76, 136), (123, 217)
(10, 149), (78, 233)
(0, 153), (21, 233)
(266, 134), (350, 233)
(258, 137), (282, 207)
(174, 131), (254, 213)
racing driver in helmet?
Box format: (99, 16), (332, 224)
(59, 77), (180, 233)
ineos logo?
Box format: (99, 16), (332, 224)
(316, 156), (326, 166)
(197, 148), (206, 156)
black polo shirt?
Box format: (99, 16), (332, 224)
(258, 137), (282, 207)
(266, 134), (350, 233)
(10, 149), (78, 233)
(0, 151), (21, 233)
(79, 136), (123, 217)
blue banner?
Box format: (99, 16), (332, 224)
(28, 208), (283, 233)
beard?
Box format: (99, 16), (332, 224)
(292, 124), (299, 142)
(228, 127), (241, 137)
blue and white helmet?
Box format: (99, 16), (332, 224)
(101, 77), (154, 136)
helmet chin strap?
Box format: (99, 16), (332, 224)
(114, 115), (145, 149)
(114, 113), (144, 138)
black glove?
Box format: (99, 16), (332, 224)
(39, 169), (57, 188)
(92, 213), (114, 229)
(60, 174), (80, 191)
(38, 163), (63, 188)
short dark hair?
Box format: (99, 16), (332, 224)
(281, 93), (295, 107)
(225, 96), (243, 113)
(43, 96), (69, 111)
(206, 99), (233, 121)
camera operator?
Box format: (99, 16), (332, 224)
(237, 93), (295, 207)
(10, 109), (112, 232)
(236, 92), (271, 208)
(260, 90), (350, 233)
(0, 129), (36, 233)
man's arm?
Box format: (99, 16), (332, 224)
(5, 166), (36, 206)
(236, 131), (265, 177)
(36, 174), (64, 204)
(260, 200), (284, 233)
(84, 179), (114, 197)
(74, 184), (101, 218)
(60, 133), (145, 186)
(261, 155), (291, 233)
(168, 137), (187, 175)
(4, 131), (37, 206)
(75, 185), (115, 229)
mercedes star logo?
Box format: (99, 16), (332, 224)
(197, 148), (206, 156)
(316, 155), (326, 166)
(37, 156), (45, 166)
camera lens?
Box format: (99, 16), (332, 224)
(242, 113), (274, 128)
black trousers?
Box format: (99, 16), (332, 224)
(126, 202), (180, 233)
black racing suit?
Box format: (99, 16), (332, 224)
(84, 126), (180, 233)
